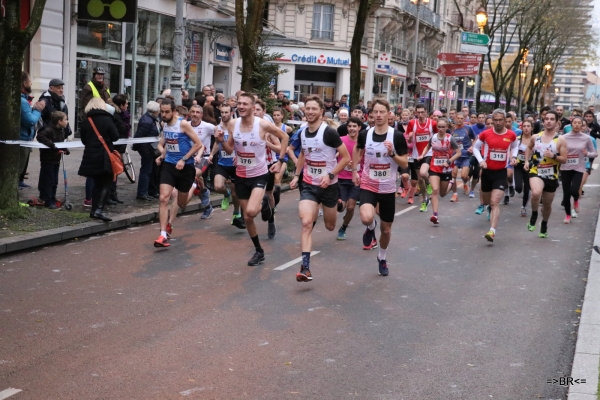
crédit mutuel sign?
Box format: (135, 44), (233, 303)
(290, 54), (350, 66)
(271, 47), (351, 68)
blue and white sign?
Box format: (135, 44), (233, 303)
(270, 47), (353, 68)
(215, 44), (232, 62)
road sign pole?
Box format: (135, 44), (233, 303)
(408, 1), (422, 108)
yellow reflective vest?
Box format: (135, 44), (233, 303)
(88, 81), (110, 98)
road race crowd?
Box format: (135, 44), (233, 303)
(18, 67), (600, 280)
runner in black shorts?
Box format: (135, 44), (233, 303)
(336, 117), (362, 240)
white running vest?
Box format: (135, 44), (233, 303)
(233, 117), (268, 178)
(361, 127), (397, 194)
(301, 122), (338, 186)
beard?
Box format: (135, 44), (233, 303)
(162, 115), (174, 124)
(23, 85), (32, 94)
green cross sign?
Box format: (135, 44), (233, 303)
(78, 0), (138, 23)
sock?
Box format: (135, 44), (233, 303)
(490, 227), (496, 234)
(541, 220), (548, 233)
(433, 212), (438, 216)
(302, 252), (311, 268)
(504, 188), (509, 196)
(509, 185), (514, 190)
(269, 209), (275, 223)
(192, 183), (197, 189)
(341, 224), (348, 231)
(233, 209), (240, 216)
(251, 235), (263, 253)
(378, 247), (387, 261)
(530, 210), (538, 225)
(160, 230), (168, 238)
(367, 220), (376, 230)
(226, 189), (231, 199)
(274, 185), (281, 206)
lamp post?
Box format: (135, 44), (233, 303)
(554, 87), (559, 107)
(408, 0), (429, 108)
(474, 6), (487, 111)
(516, 47), (528, 119)
(542, 64), (552, 107)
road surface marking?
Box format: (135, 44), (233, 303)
(395, 205), (417, 216)
(593, 163), (598, 170)
(274, 251), (320, 271)
(0, 388), (22, 399)
(584, 184), (600, 187)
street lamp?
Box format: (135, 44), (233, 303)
(476, 6), (488, 34)
(517, 48), (529, 119)
(408, 0), (429, 108)
(542, 64), (552, 107)
(474, 5), (488, 111)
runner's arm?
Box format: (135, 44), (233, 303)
(332, 144), (350, 176)
(473, 139), (484, 163)
(262, 120), (289, 161)
(449, 138), (461, 163)
(265, 134), (282, 153)
(181, 120), (203, 160)
(294, 151), (305, 176)
(586, 137), (598, 158)
(555, 136), (568, 164)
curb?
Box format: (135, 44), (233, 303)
(0, 184), (292, 255)
(569, 209), (600, 399)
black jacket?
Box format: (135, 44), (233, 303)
(588, 121), (600, 140)
(78, 109), (119, 177)
(132, 112), (160, 152)
(37, 125), (67, 164)
(38, 90), (72, 137)
(112, 111), (129, 154)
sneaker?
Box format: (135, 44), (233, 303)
(426, 183), (433, 195)
(362, 220), (377, 247)
(419, 201), (428, 212)
(260, 197), (272, 221)
(83, 199), (92, 207)
(248, 251), (265, 266)
(469, 191), (475, 198)
(571, 209), (578, 218)
(337, 199), (344, 213)
(509, 186), (515, 197)
(520, 207), (527, 217)
(475, 205), (485, 215)
(201, 205), (214, 219)
(527, 223), (536, 231)
(450, 193), (458, 202)
(166, 223), (173, 239)
(221, 191), (231, 211)
(267, 221), (276, 239)
(401, 189), (408, 198)
(232, 215), (246, 229)
(364, 238), (378, 250)
(337, 228), (347, 240)
(296, 266), (313, 282)
(407, 196), (414, 205)
(18, 181), (31, 189)
(564, 215), (572, 224)
(200, 189), (211, 208)
(487, 205), (491, 221)
(484, 230), (495, 242)
(318, 209), (324, 217)
(396, 188), (403, 197)
(538, 231), (548, 238)
(430, 214), (439, 224)
(463, 184), (470, 196)
(503, 195), (509, 205)
(154, 235), (170, 248)
(574, 200), (581, 213)
(377, 258), (389, 276)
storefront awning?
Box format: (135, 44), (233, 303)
(188, 18), (309, 45)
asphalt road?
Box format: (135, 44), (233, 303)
(2, 170), (599, 399)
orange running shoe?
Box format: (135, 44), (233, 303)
(154, 235), (170, 248)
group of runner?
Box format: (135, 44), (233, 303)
(148, 93), (598, 282)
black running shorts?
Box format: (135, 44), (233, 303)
(481, 168), (508, 193)
(359, 189), (396, 223)
(235, 173), (269, 200)
(300, 182), (340, 208)
(160, 162), (196, 192)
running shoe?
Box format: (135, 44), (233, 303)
(401, 189), (408, 198)
(396, 188), (403, 197)
(426, 183), (433, 195)
(574, 200), (581, 213)
(83, 199), (92, 207)
(200, 188), (211, 208)
(201, 205), (214, 219)
(337, 199), (344, 213)
(487, 205), (491, 221)
(419, 201), (428, 212)
(166, 223), (173, 238)
(464, 184), (470, 196)
(538, 232), (548, 238)
(520, 207), (527, 217)
(260, 196), (272, 221)
(247, 251), (265, 266)
(469, 191), (475, 198)
(430, 215), (439, 224)
(527, 222), (536, 231)
(362, 220), (377, 247)
(18, 181), (31, 189)
(232, 215), (246, 229)
(267, 221), (276, 239)
(318, 209), (324, 217)
(475, 205), (485, 215)
(509, 186), (515, 197)
(503, 195), (509, 205)
(337, 227), (347, 240)
(377, 258), (389, 276)
(154, 235), (170, 248)
(296, 266), (313, 282)
(571, 210), (578, 218)
(450, 193), (458, 202)
(564, 215), (572, 224)
(221, 191), (231, 211)
(364, 238), (378, 250)
(407, 196), (414, 205)
(484, 230), (495, 242)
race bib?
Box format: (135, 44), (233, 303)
(236, 152), (256, 166)
(433, 158), (448, 166)
(408, 156), (415, 163)
(416, 134), (429, 143)
(166, 142), (180, 153)
(566, 155), (579, 165)
(489, 151), (507, 161)
(517, 153), (525, 162)
(537, 165), (553, 178)
(368, 164), (391, 180)
(307, 160), (327, 178)
(221, 150), (234, 159)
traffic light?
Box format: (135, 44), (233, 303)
(78, 0), (137, 23)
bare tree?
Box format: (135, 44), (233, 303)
(350, 0), (377, 107)
(235, 0), (268, 91)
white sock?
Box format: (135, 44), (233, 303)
(161, 230), (168, 237)
(367, 220), (376, 230)
(192, 183), (197, 189)
(378, 247), (387, 260)
(490, 227), (496, 234)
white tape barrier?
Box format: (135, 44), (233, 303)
(0, 137), (159, 149)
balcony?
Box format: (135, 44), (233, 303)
(400, 0), (441, 29)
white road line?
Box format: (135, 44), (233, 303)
(274, 251), (320, 271)
(0, 388), (22, 399)
(593, 163), (598, 170)
(583, 184), (600, 187)
(395, 205), (417, 216)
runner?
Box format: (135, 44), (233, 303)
(514, 120), (534, 217)
(469, 112), (487, 198)
(352, 99), (408, 276)
(215, 93), (289, 265)
(560, 116), (596, 223)
(418, 118), (460, 224)
(407, 103), (437, 212)
(154, 99), (203, 247)
(188, 105), (215, 218)
(336, 116), (362, 240)
(503, 114), (521, 205)
(449, 113), (475, 202)
(472, 109), (518, 242)
(523, 111), (567, 238)
(210, 103), (245, 229)
(272, 107), (292, 205)
(289, 95), (350, 282)
(399, 111), (416, 203)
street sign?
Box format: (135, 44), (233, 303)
(461, 32), (490, 46)
(436, 63), (480, 77)
(437, 53), (483, 63)
(459, 43), (488, 55)
(418, 77), (432, 83)
(447, 91), (456, 100)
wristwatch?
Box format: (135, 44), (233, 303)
(181, 156), (188, 161)
(328, 173), (335, 180)
(389, 151), (396, 157)
(278, 158), (286, 164)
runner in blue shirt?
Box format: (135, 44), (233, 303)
(449, 113), (476, 202)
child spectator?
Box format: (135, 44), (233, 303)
(37, 111), (69, 209)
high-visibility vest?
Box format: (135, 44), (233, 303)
(88, 81), (110, 99)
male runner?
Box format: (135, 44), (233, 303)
(449, 113), (475, 202)
(352, 99), (408, 276)
(470, 112), (487, 198)
(336, 116), (362, 240)
(407, 103), (437, 212)
(289, 96), (350, 282)
(154, 99), (203, 247)
(524, 111), (567, 238)
(472, 109), (518, 242)
(272, 107), (292, 198)
(503, 114), (521, 204)
(216, 93), (289, 265)
(188, 104), (215, 218)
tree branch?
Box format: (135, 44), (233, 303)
(21, 0), (47, 44)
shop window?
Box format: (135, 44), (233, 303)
(312, 4), (334, 40)
(77, 21), (123, 61)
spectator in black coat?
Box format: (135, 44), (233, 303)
(78, 98), (119, 222)
(38, 79), (72, 137)
(37, 111), (69, 209)
(133, 101), (161, 201)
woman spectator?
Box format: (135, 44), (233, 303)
(203, 102), (217, 124)
(78, 98), (120, 222)
(133, 101), (161, 201)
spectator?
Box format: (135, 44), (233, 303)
(19, 71), (45, 189)
(36, 111), (69, 209)
(339, 94), (350, 110)
(227, 96), (239, 118)
(182, 89), (193, 110)
(78, 98), (120, 222)
(211, 100), (222, 124)
(133, 101), (161, 201)
(202, 102), (217, 124)
(108, 94), (132, 204)
(80, 67), (111, 111)
(38, 78), (72, 137)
